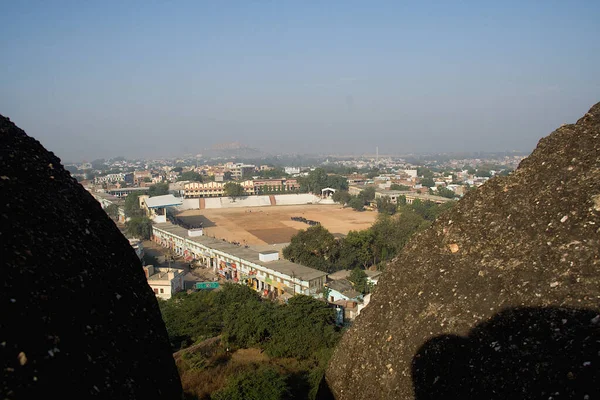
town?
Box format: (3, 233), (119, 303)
(81, 148), (523, 319)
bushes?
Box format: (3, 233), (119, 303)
(211, 366), (290, 400)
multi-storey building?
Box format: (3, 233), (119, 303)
(183, 180), (255, 198)
(152, 223), (327, 299)
(252, 179), (299, 193)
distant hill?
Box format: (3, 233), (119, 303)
(206, 142), (265, 158)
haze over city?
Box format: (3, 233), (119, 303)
(1, 1), (599, 162)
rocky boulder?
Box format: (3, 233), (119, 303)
(326, 103), (600, 399)
(0, 115), (182, 399)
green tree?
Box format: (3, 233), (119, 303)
(475, 169), (491, 178)
(177, 171), (203, 182)
(142, 177), (152, 183)
(224, 182), (245, 199)
(172, 166), (183, 173)
(212, 367), (290, 400)
(436, 187), (457, 199)
(348, 196), (365, 211)
(105, 203), (120, 220)
(420, 177), (435, 188)
(125, 216), (153, 239)
(348, 267), (369, 294)
(148, 182), (169, 197)
(390, 183), (410, 191)
(283, 225), (339, 272)
(366, 168), (380, 179)
(298, 168), (347, 194)
(376, 196), (397, 215)
(360, 186), (376, 202)
(124, 192), (144, 218)
(417, 167), (434, 180)
(332, 190), (351, 205)
(264, 295), (340, 359)
(337, 230), (375, 269)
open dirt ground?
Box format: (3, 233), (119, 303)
(176, 204), (377, 245)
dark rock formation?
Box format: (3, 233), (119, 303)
(0, 116), (182, 399)
(326, 103), (600, 399)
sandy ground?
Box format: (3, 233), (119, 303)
(176, 204), (377, 245)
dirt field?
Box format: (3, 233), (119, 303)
(176, 204), (377, 245)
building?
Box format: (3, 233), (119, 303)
(105, 187), (150, 198)
(284, 166), (300, 175)
(95, 173), (126, 184)
(142, 194), (183, 223)
(374, 189), (452, 205)
(134, 170), (152, 185)
(143, 265), (184, 300)
(326, 279), (363, 303)
(183, 180), (255, 198)
(92, 192), (126, 223)
(152, 222), (327, 299)
(229, 163), (256, 180)
(252, 179), (299, 193)
(182, 179), (299, 198)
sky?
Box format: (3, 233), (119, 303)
(1, 1), (599, 162)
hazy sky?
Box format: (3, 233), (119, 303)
(1, 1), (599, 162)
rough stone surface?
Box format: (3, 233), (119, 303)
(0, 116), (182, 399)
(326, 103), (600, 399)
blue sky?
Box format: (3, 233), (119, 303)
(1, 1), (599, 161)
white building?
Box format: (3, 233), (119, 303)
(143, 265), (184, 300)
(284, 167), (300, 175)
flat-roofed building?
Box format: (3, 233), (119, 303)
(183, 180), (255, 198)
(374, 189), (452, 205)
(152, 222), (327, 299)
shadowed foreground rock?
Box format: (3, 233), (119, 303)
(0, 115), (182, 399)
(326, 103), (600, 399)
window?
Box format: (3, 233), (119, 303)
(160, 288), (164, 294)
(153, 288), (158, 294)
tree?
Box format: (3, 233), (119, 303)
(348, 267), (369, 294)
(148, 182), (169, 197)
(337, 230), (375, 269)
(142, 177), (152, 183)
(437, 187), (457, 199)
(366, 168), (380, 179)
(224, 182), (245, 198)
(172, 166), (183, 173)
(417, 167), (434, 180)
(212, 367), (290, 400)
(475, 169), (492, 178)
(376, 196), (397, 215)
(283, 225), (339, 272)
(177, 171), (203, 182)
(332, 190), (351, 205)
(124, 192), (144, 218)
(360, 187), (376, 202)
(125, 216), (153, 239)
(420, 177), (435, 188)
(298, 168), (347, 194)
(105, 204), (120, 220)
(390, 183), (410, 191)
(348, 196), (365, 211)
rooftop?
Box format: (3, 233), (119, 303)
(145, 194), (183, 208)
(154, 222), (327, 282)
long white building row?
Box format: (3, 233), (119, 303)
(151, 223), (327, 299)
